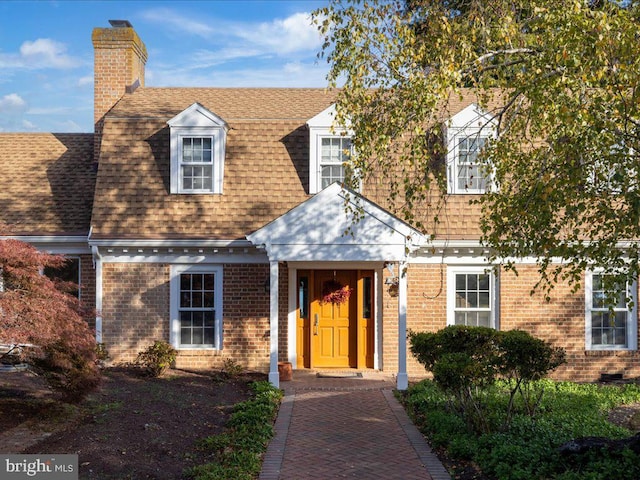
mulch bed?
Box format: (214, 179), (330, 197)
(1, 366), (266, 479)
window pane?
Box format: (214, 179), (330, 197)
(479, 292), (490, 308)
(477, 312), (491, 327)
(203, 274), (215, 290)
(363, 276), (372, 319)
(181, 327), (191, 345)
(453, 272), (493, 328)
(178, 271), (217, 346)
(298, 277), (309, 319)
(455, 291), (468, 308)
(192, 328), (203, 345)
(204, 327), (215, 345)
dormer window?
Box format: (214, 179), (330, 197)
(181, 137), (214, 192)
(168, 103), (228, 194)
(447, 104), (496, 194)
(307, 104), (355, 194)
(320, 136), (352, 190)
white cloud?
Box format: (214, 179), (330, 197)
(140, 8), (214, 38)
(78, 75), (93, 87)
(0, 93), (27, 113)
(147, 60), (329, 89)
(141, 8), (322, 63)
(21, 119), (36, 130)
(0, 38), (81, 70)
(55, 119), (82, 132)
(19, 38), (80, 69)
(237, 12), (322, 55)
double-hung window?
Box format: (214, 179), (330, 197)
(307, 104), (357, 194)
(453, 135), (490, 193)
(170, 265), (223, 349)
(180, 137), (214, 192)
(320, 136), (352, 190)
(446, 104), (496, 194)
(168, 103), (228, 195)
(586, 272), (637, 350)
(447, 266), (497, 328)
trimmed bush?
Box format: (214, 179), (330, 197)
(136, 340), (177, 377)
(410, 325), (566, 432)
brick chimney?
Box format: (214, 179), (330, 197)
(92, 20), (147, 157)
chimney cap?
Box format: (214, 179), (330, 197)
(109, 19), (133, 28)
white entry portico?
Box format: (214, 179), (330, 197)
(247, 184), (425, 390)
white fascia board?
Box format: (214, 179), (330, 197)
(0, 235), (91, 254)
(167, 102), (228, 130)
(266, 243), (409, 262)
(97, 252), (268, 264)
(288, 260), (386, 270)
(88, 238), (253, 248)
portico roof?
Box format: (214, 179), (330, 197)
(247, 183), (426, 262)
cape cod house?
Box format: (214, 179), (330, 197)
(1, 20), (638, 388)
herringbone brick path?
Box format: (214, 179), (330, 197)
(259, 370), (451, 480)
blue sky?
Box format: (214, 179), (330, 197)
(0, 0), (331, 133)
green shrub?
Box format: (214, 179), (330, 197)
(136, 340), (177, 377)
(186, 381), (283, 480)
(403, 379), (640, 480)
(410, 326), (566, 432)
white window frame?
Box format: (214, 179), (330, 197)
(307, 104), (357, 194)
(446, 104), (496, 194)
(170, 264), (223, 350)
(319, 135), (353, 190)
(447, 266), (498, 329)
(585, 270), (637, 351)
(168, 103), (227, 195)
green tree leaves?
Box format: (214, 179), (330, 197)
(314, 0), (640, 292)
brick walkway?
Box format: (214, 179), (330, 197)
(259, 370), (451, 480)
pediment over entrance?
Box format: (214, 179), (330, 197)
(247, 183), (426, 262)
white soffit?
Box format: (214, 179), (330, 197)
(247, 183), (426, 262)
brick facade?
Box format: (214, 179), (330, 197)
(100, 262), (274, 372)
(399, 263), (640, 381)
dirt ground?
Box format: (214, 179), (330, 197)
(0, 366), (266, 480)
(2, 368), (640, 480)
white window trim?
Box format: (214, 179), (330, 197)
(307, 104), (356, 194)
(168, 103), (228, 195)
(170, 128), (225, 194)
(585, 270), (637, 351)
(446, 104), (497, 195)
(447, 266), (499, 329)
(170, 264), (223, 350)
(309, 128), (355, 194)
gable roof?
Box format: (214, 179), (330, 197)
(90, 88), (338, 241)
(247, 183), (426, 261)
(0, 133), (95, 236)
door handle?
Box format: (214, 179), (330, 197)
(314, 314), (319, 336)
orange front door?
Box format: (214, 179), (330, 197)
(311, 270), (357, 368)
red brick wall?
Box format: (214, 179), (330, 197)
(101, 263), (170, 364)
(500, 265), (640, 382)
(402, 263), (640, 382)
(101, 262), (273, 372)
(178, 263), (272, 371)
(78, 254), (96, 330)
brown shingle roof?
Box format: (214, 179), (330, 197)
(91, 88), (339, 240)
(0, 133), (95, 236)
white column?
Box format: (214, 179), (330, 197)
(268, 260), (280, 388)
(397, 260), (408, 390)
(92, 246), (103, 344)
